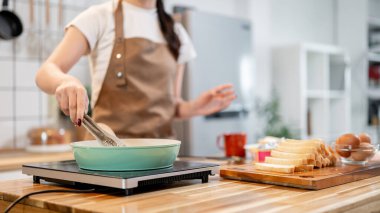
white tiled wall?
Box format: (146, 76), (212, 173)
(0, 62), (13, 88)
(0, 121), (14, 149)
(0, 91), (13, 119)
(0, 0), (94, 148)
(15, 120), (42, 148)
(0, 41), (12, 58)
(15, 90), (40, 118)
(15, 61), (40, 87)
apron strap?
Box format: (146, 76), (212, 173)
(113, 0), (127, 86)
(115, 0), (124, 40)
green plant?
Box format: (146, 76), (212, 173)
(255, 92), (296, 139)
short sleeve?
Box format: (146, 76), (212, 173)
(65, 6), (106, 51)
(175, 23), (197, 64)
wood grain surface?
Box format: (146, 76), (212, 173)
(1, 162), (380, 212)
(220, 160), (380, 190)
(0, 150), (74, 171)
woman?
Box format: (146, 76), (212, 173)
(35, 0), (236, 139)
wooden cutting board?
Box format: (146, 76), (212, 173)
(220, 159), (380, 190)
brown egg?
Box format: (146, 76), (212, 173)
(336, 133), (360, 148)
(351, 143), (374, 161)
(358, 133), (371, 144)
(335, 133), (360, 158)
(336, 145), (351, 158)
(359, 142), (373, 150)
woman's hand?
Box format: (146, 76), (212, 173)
(192, 84), (236, 115)
(177, 84), (236, 119)
(55, 78), (88, 125)
(35, 26), (90, 126)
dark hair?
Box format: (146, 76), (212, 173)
(156, 0), (181, 60)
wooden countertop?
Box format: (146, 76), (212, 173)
(1, 159), (380, 213)
(0, 149), (74, 171)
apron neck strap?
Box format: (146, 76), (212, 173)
(112, 0), (127, 86)
(114, 0), (124, 42)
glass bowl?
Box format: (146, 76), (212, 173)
(333, 143), (379, 165)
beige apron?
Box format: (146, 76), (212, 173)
(85, 0), (177, 139)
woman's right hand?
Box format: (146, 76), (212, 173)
(55, 79), (88, 126)
(35, 26), (90, 126)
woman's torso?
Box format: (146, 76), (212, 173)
(67, 0), (196, 108)
(68, 0), (196, 139)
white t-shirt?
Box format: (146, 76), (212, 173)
(66, 0), (197, 108)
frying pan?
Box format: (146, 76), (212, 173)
(72, 139), (181, 171)
(0, 0), (23, 40)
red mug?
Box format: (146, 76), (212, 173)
(217, 133), (247, 157)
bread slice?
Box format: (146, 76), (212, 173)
(253, 138), (336, 174)
(271, 150), (315, 160)
(327, 146), (338, 166)
(322, 158), (331, 167)
(280, 141), (322, 152)
(265, 156), (307, 166)
(307, 159), (315, 165)
(315, 160), (322, 168)
(286, 139), (325, 147)
(294, 164), (314, 172)
(255, 163), (295, 174)
(276, 144), (318, 154)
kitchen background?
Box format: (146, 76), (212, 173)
(0, 0), (379, 155)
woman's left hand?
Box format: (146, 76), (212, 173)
(191, 84), (237, 116)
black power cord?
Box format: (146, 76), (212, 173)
(3, 188), (95, 213)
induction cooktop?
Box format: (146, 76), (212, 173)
(22, 160), (219, 195)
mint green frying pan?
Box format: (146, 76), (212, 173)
(72, 139), (181, 171)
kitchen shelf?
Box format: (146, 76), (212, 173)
(368, 52), (380, 63)
(338, 0), (380, 136)
(329, 91), (346, 99)
(368, 88), (380, 99)
(273, 43), (351, 141)
(307, 90), (328, 99)
(307, 90), (346, 99)
(368, 17), (380, 30)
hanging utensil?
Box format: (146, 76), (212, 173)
(29, 0), (34, 25)
(45, 0), (50, 27)
(0, 0), (23, 40)
(27, 0), (38, 56)
(58, 0), (62, 29)
(43, 0), (54, 58)
(52, 0), (64, 49)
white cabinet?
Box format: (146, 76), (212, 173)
(273, 43), (351, 142)
(367, 1), (380, 127)
(337, 0), (380, 136)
